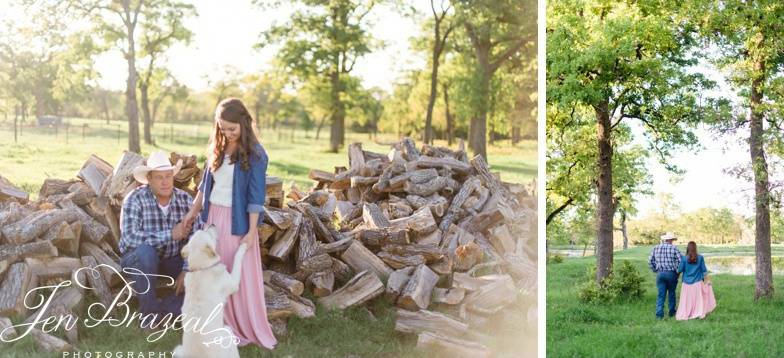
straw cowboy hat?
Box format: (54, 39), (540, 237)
(132, 151), (183, 184)
(660, 232), (678, 242)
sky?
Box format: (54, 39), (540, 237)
(92, 1), (428, 93)
(631, 60), (755, 218)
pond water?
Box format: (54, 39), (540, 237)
(549, 249), (594, 258)
(706, 256), (784, 275)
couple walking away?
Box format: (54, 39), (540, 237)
(648, 232), (717, 321)
(118, 98), (277, 350)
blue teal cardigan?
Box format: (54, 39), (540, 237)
(677, 254), (708, 284)
(198, 143), (268, 236)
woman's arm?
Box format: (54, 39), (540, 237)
(677, 256), (685, 274)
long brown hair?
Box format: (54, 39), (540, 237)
(686, 241), (698, 264)
(209, 98), (260, 172)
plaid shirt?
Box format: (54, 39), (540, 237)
(119, 185), (193, 262)
(648, 243), (682, 273)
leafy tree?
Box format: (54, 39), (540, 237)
(547, 0), (714, 283)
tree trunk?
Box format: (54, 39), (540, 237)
(594, 98), (614, 283)
(126, 27), (141, 153)
(470, 69), (489, 160)
(329, 62), (344, 152)
(750, 57), (774, 300)
(140, 82), (152, 144)
(620, 209), (629, 250)
(443, 83), (453, 146)
(424, 17), (445, 145)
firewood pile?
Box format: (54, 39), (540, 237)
(0, 137), (536, 356)
(258, 138), (537, 356)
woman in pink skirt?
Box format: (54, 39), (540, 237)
(183, 98), (277, 349)
(675, 241), (717, 320)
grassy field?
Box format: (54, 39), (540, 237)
(547, 245), (784, 357)
(0, 117), (537, 357)
(0, 117), (536, 199)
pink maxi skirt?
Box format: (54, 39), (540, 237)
(206, 204), (277, 349)
(675, 280), (717, 321)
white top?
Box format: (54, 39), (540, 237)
(209, 154), (234, 207)
(158, 203), (170, 216)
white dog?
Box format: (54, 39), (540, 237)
(174, 225), (247, 358)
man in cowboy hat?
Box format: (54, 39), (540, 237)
(648, 232), (683, 319)
(119, 150), (195, 320)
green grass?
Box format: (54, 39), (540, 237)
(547, 245), (784, 358)
(0, 117), (537, 357)
(0, 117), (535, 199)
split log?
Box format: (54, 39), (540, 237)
(406, 194), (448, 218)
(296, 218), (319, 268)
(269, 210), (302, 260)
(308, 169), (336, 183)
(258, 223), (277, 244)
(64, 182), (96, 206)
(438, 177), (480, 236)
(265, 284), (315, 319)
(415, 229), (442, 246)
(39, 178), (77, 197)
(297, 203), (335, 243)
(401, 137), (421, 161)
(351, 176), (379, 188)
(77, 155), (113, 194)
(287, 181), (306, 201)
(416, 331), (490, 358)
(394, 309), (469, 338)
(42, 221), (78, 256)
(488, 224), (516, 254)
(2, 209), (79, 245)
(317, 237), (353, 255)
(404, 176), (446, 197)
(433, 287), (466, 305)
(355, 227), (409, 247)
(85, 197), (121, 248)
(331, 258), (353, 285)
(264, 208), (294, 230)
(79, 242), (121, 286)
(382, 243), (444, 263)
(0, 175), (28, 203)
(388, 201), (414, 219)
(452, 273), (511, 292)
(377, 251), (426, 269)
(389, 168), (438, 188)
(0, 202), (32, 228)
(0, 240), (58, 264)
(386, 266), (414, 301)
(454, 242), (484, 272)
(330, 168), (357, 190)
(263, 271), (305, 296)
(264, 286), (295, 319)
(270, 318), (288, 339)
(397, 264), (438, 311)
(0, 316), (16, 341)
(309, 270), (334, 297)
(362, 202), (390, 229)
(348, 143), (366, 171)
(341, 241), (392, 281)
(463, 274), (517, 314)
(102, 151), (144, 205)
(297, 253), (333, 274)
(318, 270), (384, 310)
(81, 256), (114, 308)
(388, 207), (437, 237)
(25, 257), (80, 282)
(59, 200), (109, 243)
(405, 155), (471, 175)
(0, 262), (37, 316)
(470, 155), (521, 209)
(467, 208), (505, 235)
(372, 162), (405, 193)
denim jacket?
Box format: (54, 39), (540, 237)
(198, 143), (268, 236)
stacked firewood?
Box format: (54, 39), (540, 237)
(0, 137), (536, 355)
(0, 153), (283, 352)
(257, 138), (537, 356)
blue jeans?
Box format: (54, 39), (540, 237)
(655, 271), (678, 318)
(120, 244), (184, 317)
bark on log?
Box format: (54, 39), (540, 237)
(2, 209), (79, 245)
(386, 266), (414, 301)
(25, 257), (80, 282)
(397, 264), (438, 311)
(318, 270), (384, 310)
(0, 240), (59, 264)
(309, 270), (335, 297)
(356, 227), (409, 247)
(264, 270), (305, 296)
(348, 143), (366, 171)
(264, 207), (294, 230)
(59, 200), (109, 243)
(81, 255), (114, 308)
(79, 242), (121, 286)
(382, 243), (445, 263)
(317, 237), (353, 255)
(39, 178), (77, 198)
(0, 175), (28, 203)
(377, 251), (426, 269)
(394, 308), (468, 338)
(341, 241), (392, 281)
(103, 151), (144, 205)
(32, 329), (73, 353)
(269, 210), (302, 260)
(439, 177), (480, 237)
(0, 316), (16, 341)
(64, 182), (95, 206)
(405, 155), (471, 175)
(388, 207), (437, 237)
(331, 257), (353, 285)
(296, 218), (319, 268)
(401, 137), (421, 161)
(0, 262), (37, 316)
(362, 202), (390, 229)
(404, 176), (447, 197)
